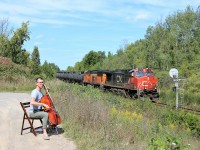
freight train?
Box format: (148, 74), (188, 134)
(56, 68), (159, 101)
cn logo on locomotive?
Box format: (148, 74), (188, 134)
(116, 75), (122, 83)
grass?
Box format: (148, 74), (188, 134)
(0, 76), (34, 92)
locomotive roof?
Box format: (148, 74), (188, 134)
(84, 69), (133, 75)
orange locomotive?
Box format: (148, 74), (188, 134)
(56, 68), (159, 101)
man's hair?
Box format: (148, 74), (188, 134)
(35, 77), (43, 82)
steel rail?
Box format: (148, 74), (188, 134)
(154, 101), (200, 116)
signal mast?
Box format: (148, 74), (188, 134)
(169, 68), (186, 110)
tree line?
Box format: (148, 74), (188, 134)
(68, 6), (200, 76)
(0, 19), (59, 79)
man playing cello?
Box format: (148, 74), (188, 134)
(29, 77), (50, 140)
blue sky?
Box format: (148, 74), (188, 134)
(0, 0), (199, 70)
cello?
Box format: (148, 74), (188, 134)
(41, 84), (61, 126)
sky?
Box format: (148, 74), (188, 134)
(0, 0), (199, 70)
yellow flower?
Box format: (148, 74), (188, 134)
(132, 112), (137, 118)
(111, 107), (117, 115)
(137, 114), (143, 120)
(124, 110), (131, 117)
(169, 123), (175, 129)
(186, 127), (191, 132)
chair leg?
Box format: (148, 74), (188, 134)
(26, 115), (37, 136)
(30, 120), (37, 136)
(21, 114), (25, 135)
(30, 119), (34, 133)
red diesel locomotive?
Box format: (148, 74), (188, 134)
(56, 68), (159, 101)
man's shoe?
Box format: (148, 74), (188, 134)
(43, 134), (50, 140)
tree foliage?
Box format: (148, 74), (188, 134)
(31, 46), (41, 75)
(0, 19), (60, 79)
(0, 20), (30, 64)
(92, 5), (200, 76)
(41, 60), (60, 78)
(83, 50), (102, 70)
(10, 22), (30, 64)
(67, 50), (106, 71)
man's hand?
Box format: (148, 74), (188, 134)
(42, 103), (50, 108)
(42, 103), (50, 112)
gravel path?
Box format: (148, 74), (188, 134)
(0, 92), (76, 150)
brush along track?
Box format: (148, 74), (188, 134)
(153, 101), (200, 116)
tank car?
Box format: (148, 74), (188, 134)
(56, 71), (84, 83)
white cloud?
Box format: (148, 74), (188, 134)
(34, 42), (41, 46)
(125, 10), (150, 22)
(35, 34), (43, 39)
(135, 13), (149, 20)
(0, 0), (199, 26)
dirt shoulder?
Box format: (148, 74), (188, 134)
(0, 92), (76, 150)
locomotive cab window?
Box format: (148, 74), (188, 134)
(146, 72), (154, 76)
(136, 72), (144, 78)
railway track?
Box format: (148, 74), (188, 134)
(154, 101), (200, 116)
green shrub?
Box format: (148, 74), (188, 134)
(148, 133), (190, 150)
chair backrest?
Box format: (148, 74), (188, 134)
(20, 102), (30, 115)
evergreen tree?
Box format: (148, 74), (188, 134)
(31, 46), (41, 74)
(107, 51), (113, 58)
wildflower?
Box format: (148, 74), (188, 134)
(186, 127), (190, 132)
(137, 114), (143, 121)
(111, 107), (117, 115)
(124, 110), (131, 117)
(132, 112), (137, 118)
(169, 123), (175, 129)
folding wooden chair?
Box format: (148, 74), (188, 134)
(20, 102), (43, 136)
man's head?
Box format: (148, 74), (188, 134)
(35, 77), (44, 89)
